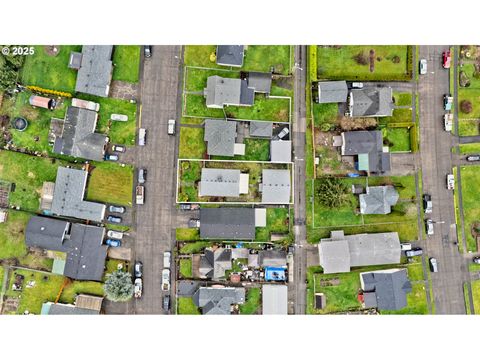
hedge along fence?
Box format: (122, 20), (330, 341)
(26, 85), (72, 98)
(309, 45), (318, 82)
(384, 121), (419, 153)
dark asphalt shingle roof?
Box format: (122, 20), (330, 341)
(193, 286), (245, 315)
(199, 248), (232, 279)
(317, 81), (348, 103)
(200, 208), (255, 240)
(204, 76), (254, 108)
(350, 87), (393, 117)
(74, 45), (113, 97)
(359, 186), (399, 214)
(249, 121), (273, 138)
(204, 120), (237, 156)
(247, 72), (272, 93)
(216, 45), (244, 67)
(341, 131), (390, 173)
(25, 216), (70, 252)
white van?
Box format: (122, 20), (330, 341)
(163, 251), (171, 269)
(138, 128), (146, 146)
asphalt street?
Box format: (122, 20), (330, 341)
(133, 46), (183, 314)
(418, 45), (468, 314)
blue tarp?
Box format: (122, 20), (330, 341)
(265, 267), (286, 281)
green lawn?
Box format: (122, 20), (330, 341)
(469, 262), (480, 272)
(406, 262), (425, 281)
(388, 108), (413, 124)
(212, 138), (271, 161)
(179, 258), (193, 278)
(386, 128), (411, 152)
(179, 126), (206, 159)
(178, 297), (201, 314)
(312, 102), (338, 129)
(458, 165), (480, 251)
(459, 143), (480, 154)
(179, 241), (210, 255)
(381, 282), (428, 314)
(20, 45), (81, 93)
(458, 119), (479, 136)
(185, 67), (238, 92)
(0, 210), (31, 260)
(85, 162), (133, 206)
(459, 88), (480, 119)
(459, 62), (480, 89)
(393, 92), (413, 107)
(470, 279), (480, 314)
(59, 280), (104, 303)
(239, 287), (261, 314)
(112, 46), (140, 83)
(317, 45), (412, 81)
(256, 208), (290, 242)
(0, 150), (73, 211)
(176, 228), (200, 241)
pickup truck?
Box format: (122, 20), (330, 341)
(162, 269), (170, 291)
(447, 174), (455, 190)
(136, 185), (144, 205)
(444, 94), (453, 111)
(444, 113), (453, 132)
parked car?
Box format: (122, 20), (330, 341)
(180, 204), (191, 210)
(162, 269), (170, 291)
(466, 155), (480, 162)
(444, 94), (453, 111)
(134, 278), (143, 298)
(429, 257), (438, 272)
(138, 128), (146, 146)
(164, 252), (171, 269)
(105, 154), (119, 161)
(277, 127), (290, 140)
(442, 51), (451, 69)
(423, 194), (433, 214)
(138, 168), (147, 184)
(188, 219), (200, 228)
(405, 247), (423, 257)
(112, 144), (126, 153)
(107, 215), (122, 224)
(168, 119), (176, 135)
(163, 295), (171, 311)
(351, 82), (364, 88)
(444, 113), (453, 132)
(134, 261), (143, 278)
(106, 239), (121, 247)
(109, 205), (126, 214)
(144, 46), (152, 58)
(473, 257), (480, 264)
(107, 230), (124, 240)
(400, 243), (412, 251)
(426, 219), (434, 235)
(447, 174), (455, 190)
(419, 59), (427, 75)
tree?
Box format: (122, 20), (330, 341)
(316, 177), (350, 209)
(353, 52), (368, 65)
(460, 100), (473, 114)
(103, 270), (134, 302)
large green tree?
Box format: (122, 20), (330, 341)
(0, 46), (25, 90)
(316, 177), (350, 208)
(103, 270), (134, 302)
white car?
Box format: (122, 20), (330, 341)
(426, 219), (434, 235)
(447, 174), (455, 190)
(162, 269), (170, 291)
(134, 278), (143, 298)
(107, 230), (124, 240)
(400, 243), (412, 251)
(168, 119), (176, 135)
(351, 82), (364, 88)
(111, 114), (128, 122)
(419, 59), (427, 75)
(138, 128), (146, 146)
(163, 252), (171, 269)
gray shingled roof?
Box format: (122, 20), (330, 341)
(54, 106), (107, 161)
(247, 72), (272, 93)
(199, 208), (255, 240)
(199, 248), (232, 279)
(45, 303), (99, 315)
(262, 285), (288, 314)
(204, 120), (237, 156)
(50, 167), (106, 222)
(249, 121), (273, 138)
(319, 230), (401, 274)
(258, 250), (287, 267)
(261, 169), (291, 203)
(317, 81), (348, 103)
(199, 168), (241, 198)
(341, 131), (390, 174)
(359, 186), (399, 214)
(270, 140), (292, 163)
(74, 45), (113, 97)
(204, 76), (254, 108)
(360, 269), (412, 310)
(25, 216), (70, 252)
(193, 286), (245, 315)
(216, 45), (244, 67)
(350, 87), (393, 117)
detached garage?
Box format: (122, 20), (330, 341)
(262, 284), (288, 315)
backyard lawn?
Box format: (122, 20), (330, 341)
(471, 279), (480, 313)
(179, 241), (210, 255)
(385, 127), (411, 152)
(317, 45), (412, 81)
(212, 138), (271, 162)
(459, 62), (480, 89)
(176, 228), (200, 241)
(112, 45), (140, 83)
(239, 287), (261, 314)
(86, 162), (134, 206)
(256, 207), (290, 242)
(59, 280), (104, 303)
(312, 102), (338, 129)
(20, 45), (81, 93)
(0, 210), (31, 260)
(459, 143), (480, 154)
(179, 258), (193, 278)
(458, 119), (479, 136)
(393, 92), (413, 107)
(179, 126), (206, 159)
(458, 165), (480, 252)
(178, 297), (201, 315)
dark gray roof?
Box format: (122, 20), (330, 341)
(200, 208), (255, 240)
(341, 131), (390, 174)
(193, 286), (245, 315)
(319, 230), (401, 274)
(199, 168), (241, 197)
(204, 76), (254, 108)
(317, 81), (348, 103)
(261, 169), (291, 203)
(50, 167), (106, 222)
(247, 72), (272, 93)
(54, 106), (107, 161)
(360, 269), (412, 310)
(47, 303), (99, 315)
(350, 87), (393, 117)
(199, 248), (232, 279)
(74, 45), (113, 97)
(177, 280), (200, 297)
(359, 186), (399, 214)
(216, 45), (244, 67)
(249, 121), (273, 138)
(25, 216), (70, 251)
(204, 120), (237, 156)
(259, 250), (287, 267)
(270, 140), (292, 163)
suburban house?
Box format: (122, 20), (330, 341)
(41, 294), (103, 315)
(360, 269), (412, 310)
(199, 207), (266, 240)
(262, 284), (288, 315)
(349, 87), (393, 117)
(204, 120), (241, 157)
(50, 167), (106, 223)
(261, 169), (291, 203)
(270, 140), (292, 162)
(315, 81), (348, 104)
(192, 286), (245, 315)
(338, 130), (391, 174)
(198, 168), (249, 198)
(249, 121), (273, 138)
(318, 230), (401, 274)
(25, 216), (107, 281)
(359, 185), (399, 215)
(245, 71), (272, 94)
(199, 247), (233, 279)
(69, 45), (113, 97)
(216, 45), (245, 67)
(53, 106), (108, 161)
(204, 76), (254, 108)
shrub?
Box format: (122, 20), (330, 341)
(316, 177), (349, 208)
(461, 100), (473, 114)
(392, 55), (400, 64)
(353, 52), (368, 65)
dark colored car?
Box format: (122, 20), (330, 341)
(163, 295), (171, 312)
(134, 261), (143, 278)
(405, 247), (423, 257)
(144, 46), (152, 58)
(429, 257), (438, 272)
(467, 155), (480, 162)
(107, 215), (122, 224)
(109, 205), (126, 214)
(423, 194), (432, 214)
(106, 239), (121, 247)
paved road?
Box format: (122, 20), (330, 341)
(290, 45), (308, 314)
(133, 46), (183, 314)
(418, 45), (467, 314)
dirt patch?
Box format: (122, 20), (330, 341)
(44, 46), (60, 57)
(319, 278), (340, 286)
(110, 80), (138, 101)
(369, 49), (375, 72)
(20, 106), (39, 121)
(2, 297), (20, 314)
(338, 117), (378, 131)
(277, 108), (289, 122)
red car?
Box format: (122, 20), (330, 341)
(442, 51), (451, 69)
